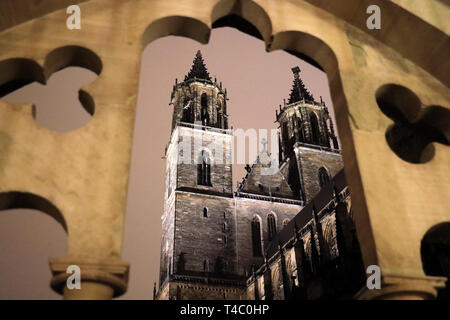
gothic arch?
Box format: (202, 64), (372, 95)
(197, 149), (212, 186)
(0, 191), (67, 232)
(309, 112), (320, 145)
(267, 212), (277, 241)
(142, 16), (210, 49)
(251, 214), (263, 257)
(421, 222), (450, 300)
(0, 192), (68, 298)
(318, 166), (331, 188)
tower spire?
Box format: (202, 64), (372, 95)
(288, 66), (314, 104)
(185, 50), (211, 81)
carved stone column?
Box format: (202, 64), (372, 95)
(49, 257), (129, 300)
(355, 274), (447, 300)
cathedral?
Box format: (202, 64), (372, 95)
(155, 51), (365, 300)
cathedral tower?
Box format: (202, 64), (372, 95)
(277, 67), (343, 202)
(157, 51), (244, 300)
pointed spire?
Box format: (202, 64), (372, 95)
(288, 66), (314, 104)
(185, 50), (211, 81)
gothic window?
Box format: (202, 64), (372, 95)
(203, 260), (209, 272)
(309, 112), (320, 145)
(297, 118), (305, 143)
(203, 207), (208, 218)
(322, 118), (330, 147)
(282, 122), (289, 144)
(201, 93), (209, 126)
(182, 98), (191, 122)
(318, 167), (330, 188)
(268, 214), (277, 241)
(252, 216), (263, 257)
(197, 150), (211, 186)
(291, 117), (296, 137)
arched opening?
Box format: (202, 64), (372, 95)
(0, 192), (67, 299)
(200, 93), (209, 126)
(182, 98), (192, 122)
(197, 150), (212, 186)
(421, 223), (450, 300)
(318, 167), (331, 188)
(309, 112), (320, 145)
(252, 216), (263, 257)
(132, 4), (351, 299)
(0, 46), (102, 131)
(267, 213), (277, 241)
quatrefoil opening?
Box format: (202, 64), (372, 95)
(376, 84), (450, 164)
(0, 46), (102, 131)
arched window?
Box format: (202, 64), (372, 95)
(267, 213), (277, 241)
(251, 216), (263, 257)
(201, 93), (209, 126)
(297, 118), (305, 142)
(182, 98), (191, 122)
(318, 167), (330, 188)
(322, 118), (330, 147)
(203, 207), (208, 218)
(197, 150), (211, 186)
(309, 112), (320, 145)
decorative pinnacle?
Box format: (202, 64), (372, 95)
(291, 66), (301, 78)
(288, 65), (314, 104)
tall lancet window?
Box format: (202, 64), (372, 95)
(251, 216), (263, 257)
(217, 103), (222, 128)
(322, 118), (330, 147)
(318, 167), (330, 188)
(267, 214), (277, 241)
(182, 98), (192, 123)
(309, 112), (320, 145)
(201, 93), (209, 126)
(197, 150), (211, 186)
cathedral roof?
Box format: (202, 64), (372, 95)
(287, 66), (315, 104)
(237, 149), (297, 200)
(184, 50), (211, 81)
